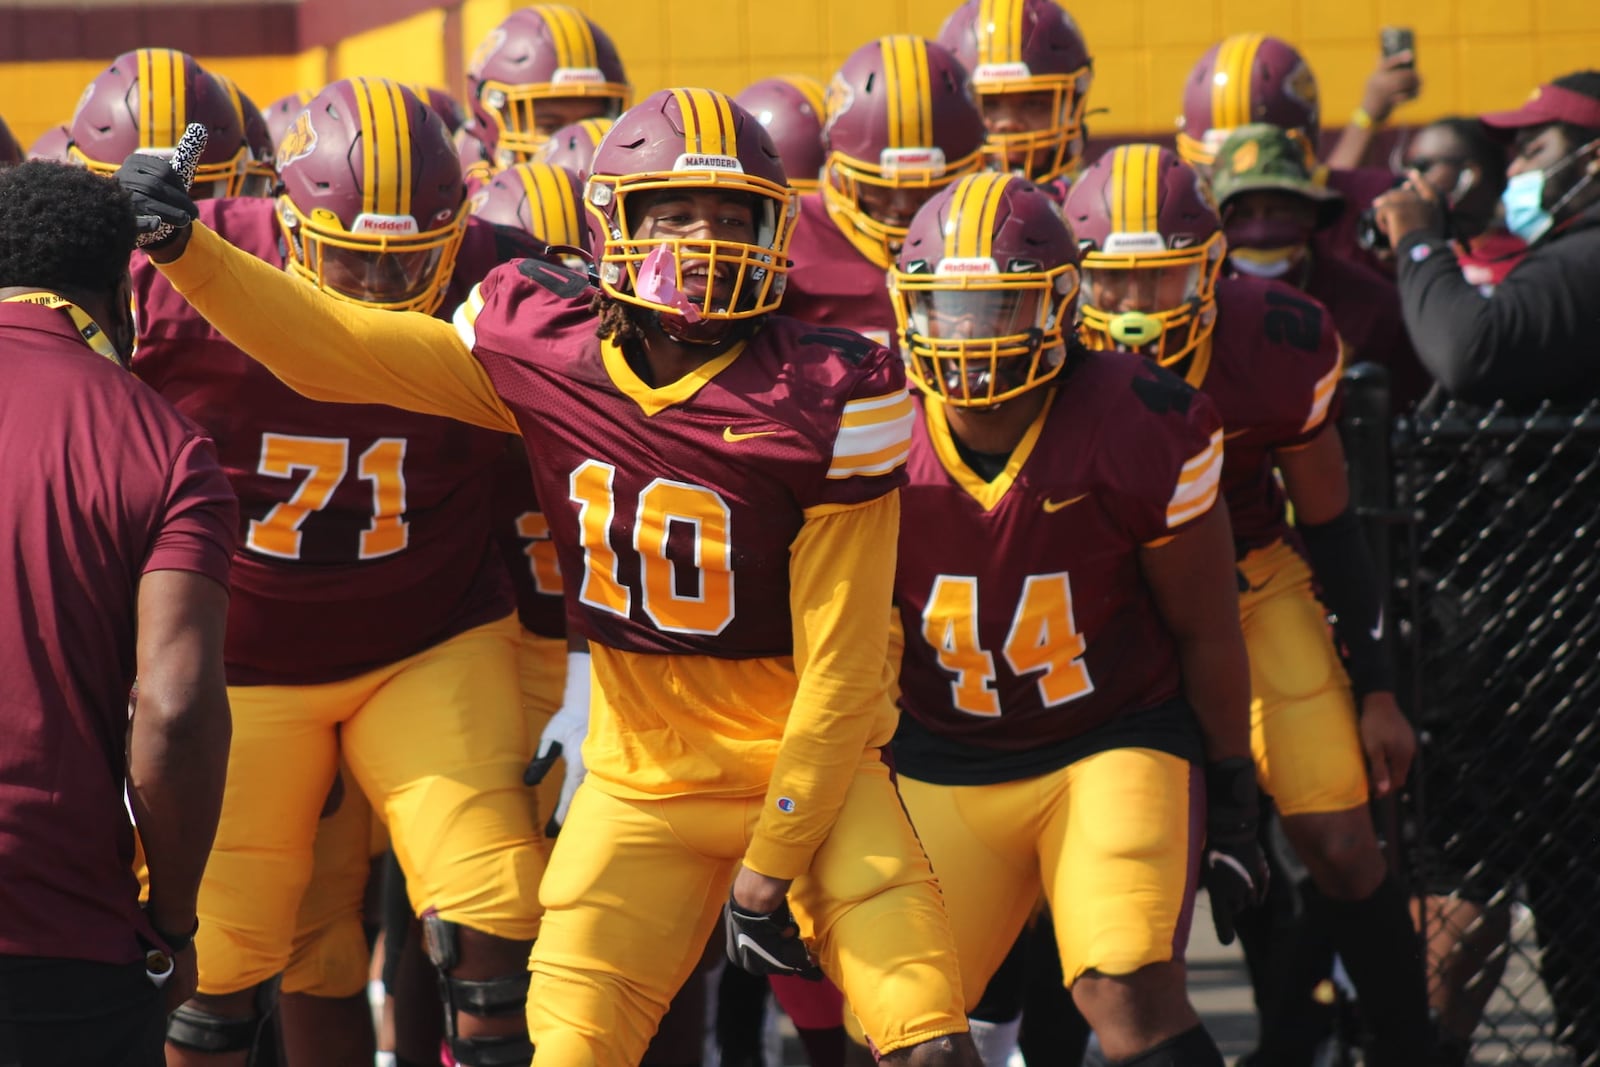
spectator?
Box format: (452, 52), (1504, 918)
(0, 162), (235, 1066)
(1399, 117), (1526, 291)
(1211, 123), (1430, 409)
(1373, 71), (1600, 406)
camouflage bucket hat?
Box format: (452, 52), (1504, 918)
(1210, 122), (1343, 228)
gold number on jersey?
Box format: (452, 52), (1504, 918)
(514, 511), (564, 596)
(1003, 573), (1094, 707)
(245, 433), (410, 561)
(923, 576), (1001, 717)
(921, 571), (1094, 717)
(568, 460), (736, 636)
(357, 439), (409, 560)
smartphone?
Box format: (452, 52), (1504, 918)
(1381, 26), (1415, 68)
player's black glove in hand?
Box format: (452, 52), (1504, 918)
(115, 153), (198, 248)
(1202, 757), (1270, 946)
(723, 897), (824, 981)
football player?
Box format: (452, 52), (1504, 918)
(1064, 145), (1429, 1067)
(122, 87), (981, 1067)
(126, 79), (547, 1067)
(535, 117), (615, 178)
(1209, 123), (1429, 410)
(1174, 35), (1395, 272)
(735, 76), (829, 193)
(69, 49), (253, 199)
(467, 4), (630, 174)
(937, 0), (1094, 196)
(887, 170), (1264, 1067)
(784, 36), (987, 343)
(265, 90), (313, 149)
(212, 72), (278, 197)
(26, 124), (72, 162)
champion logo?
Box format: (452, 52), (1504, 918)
(350, 214), (420, 236)
(775, 797), (796, 814)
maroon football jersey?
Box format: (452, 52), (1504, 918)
(1317, 164), (1397, 276)
(1188, 276), (1343, 552)
(131, 197), (519, 685)
(490, 436), (567, 640)
(461, 259), (909, 657)
(896, 353), (1224, 768)
(1305, 250), (1430, 411)
(781, 193), (897, 345)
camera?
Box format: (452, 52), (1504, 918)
(1356, 176), (1451, 254)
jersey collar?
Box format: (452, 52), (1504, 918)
(599, 335), (748, 417)
(924, 390), (1055, 511)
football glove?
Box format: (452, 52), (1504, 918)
(723, 897), (824, 982)
(1202, 757), (1270, 946)
(523, 651), (590, 837)
(115, 123), (205, 249)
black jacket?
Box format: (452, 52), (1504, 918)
(1396, 203), (1600, 407)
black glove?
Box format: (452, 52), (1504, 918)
(115, 152), (199, 248)
(723, 897), (823, 981)
(1201, 757), (1270, 946)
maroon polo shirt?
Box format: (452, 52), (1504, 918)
(0, 298), (237, 964)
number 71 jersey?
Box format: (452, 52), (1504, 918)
(895, 351), (1224, 760)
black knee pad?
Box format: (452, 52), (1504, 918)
(421, 914), (533, 1067)
(166, 1005), (264, 1056)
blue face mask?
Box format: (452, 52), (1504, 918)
(1502, 141), (1599, 244)
(1502, 170), (1553, 243)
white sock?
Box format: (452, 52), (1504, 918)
(968, 1016), (1022, 1067)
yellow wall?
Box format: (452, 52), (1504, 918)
(6, 0), (1600, 152)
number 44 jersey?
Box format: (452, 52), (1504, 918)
(894, 351), (1225, 784)
(131, 198), (520, 685)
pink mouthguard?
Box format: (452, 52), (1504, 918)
(635, 246), (702, 323)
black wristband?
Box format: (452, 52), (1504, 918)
(1297, 508), (1398, 699)
(147, 911), (199, 954)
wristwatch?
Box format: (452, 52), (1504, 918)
(147, 911), (200, 955)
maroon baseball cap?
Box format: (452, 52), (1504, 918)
(1482, 73), (1600, 133)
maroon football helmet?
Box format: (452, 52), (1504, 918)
(891, 172), (1081, 406)
(27, 125), (73, 163)
(276, 78), (468, 314)
(265, 90), (313, 151)
(1064, 144), (1225, 369)
(68, 48), (250, 198)
(937, 0), (1094, 183)
(213, 73), (276, 197)
(734, 76), (828, 193)
(0, 116), (21, 165)
(414, 86), (467, 135)
(585, 88), (797, 344)
(470, 161), (589, 260)
(1177, 34), (1320, 169)
(821, 36), (988, 269)
(534, 117), (614, 178)
(467, 5), (630, 167)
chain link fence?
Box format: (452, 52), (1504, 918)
(1348, 367), (1600, 1067)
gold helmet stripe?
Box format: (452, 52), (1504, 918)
(1213, 33), (1265, 132)
(520, 165), (553, 243)
(354, 78), (412, 219)
(911, 36), (934, 148)
(578, 117), (612, 145)
(1109, 145), (1128, 233)
(540, 4), (598, 71)
(138, 49), (185, 150)
(880, 38), (904, 148)
(982, 0), (1026, 66)
(948, 171), (1009, 259)
(530, 163), (581, 245)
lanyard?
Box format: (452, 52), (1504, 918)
(1, 291), (125, 368)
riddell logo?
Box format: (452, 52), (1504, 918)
(552, 67), (606, 85)
(674, 153), (744, 172)
(880, 147), (946, 175)
(351, 214), (420, 236)
(974, 62), (1032, 82)
(1104, 231), (1168, 253)
(936, 257), (998, 275)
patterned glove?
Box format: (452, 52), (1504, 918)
(723, 897), (824, 982)
(1202, 757), (1270, 945)
(523, 652), (590, 836)
(114, 123), (205, 248)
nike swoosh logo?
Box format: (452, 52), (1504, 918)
(1042, 493), (1089, 513)
(1370, 607), (1384, 641)
(1224, 428), (1251, 441)
(723, 426), (777, 443)
(734, 932), (792, 971)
